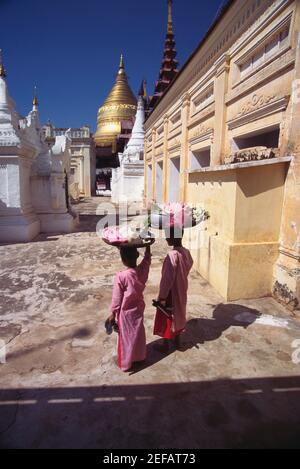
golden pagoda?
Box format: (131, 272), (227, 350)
(94, 55), (137, 150)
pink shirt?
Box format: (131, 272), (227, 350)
(110, 252), (151, 371)
(159, 247), (193, 332)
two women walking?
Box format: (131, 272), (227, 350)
(106, 227), (193, 372)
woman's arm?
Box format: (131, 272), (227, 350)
(138, 246), (152, 283)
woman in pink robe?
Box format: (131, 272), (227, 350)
(154, 227), (193, 349)
(108, 246), (151, 371)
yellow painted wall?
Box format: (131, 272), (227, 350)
(188, 169), (237, 242)
(185, 162), (288, 300)
(234, 163), (287, 243)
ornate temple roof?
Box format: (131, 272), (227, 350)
(149, 0), (178, 110)
(94, 55), (137, 148)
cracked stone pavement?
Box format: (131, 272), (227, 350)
(0, 198), (300, 448)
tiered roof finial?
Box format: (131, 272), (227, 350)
(139, 79), (147, 98)
(149, 0), (178, 111)
(119, 54), (125, 74)
(0, 49), (7, 78)
(33, 85), (38, 106)
(167, 0), (173, 34)
(139, 79), (151, 118)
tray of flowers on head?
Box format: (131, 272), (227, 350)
(102, 226), (155, 248)
(147, 202), (210, 230)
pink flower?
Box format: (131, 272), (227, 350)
(102, 227), (128, 243)
(160, 203), (193, 228)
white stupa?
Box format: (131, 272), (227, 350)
(0, 55), (41, 242)
(111, 95), (145, 203)
(121, 95), (145, 163)
(0, 52), (77, 242)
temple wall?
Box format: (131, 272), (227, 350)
(44, 126), (95, 198)
(145, 0), (300, 308)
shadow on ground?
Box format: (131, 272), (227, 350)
(0, 375), (299, 449)
(132, 304), (261, 372)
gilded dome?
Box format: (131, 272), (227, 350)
(94, 55), (137, 148)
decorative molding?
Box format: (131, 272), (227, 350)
(123, 165), (144, 177)
(100, 104), (136, 112)
(189, 102), (215, 127)
(169, 147), (181, 157)
(181, 93), (191, 108)
(0, 130), (17, 137)
(279, 247), (300, 262)
(237, 93), (277, 116)
(232, 7), (293, 65)
(192, 86), (214, 108)
(227, 94), (289, 130)
(189, 125), (213, 142)
(0, 128), (21, 147)
(226, 48), (295, 105)
(168, 126), (182, 141)
(154, 140), (164, 150)
(170, 111), (181, 126)
(156, 125), (164, 141)
(225, 146), (279, 164)
(214, 54), (231, 78)
(168, 137), (181, 150)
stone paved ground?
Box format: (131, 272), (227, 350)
(0, 197), (300, 448)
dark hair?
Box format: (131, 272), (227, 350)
(120, 247), (139, 264)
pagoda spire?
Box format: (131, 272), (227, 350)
(119, 53), (125, 73)
(167, 0), (173, 34)
(139, 79), (146, 98)
(149, 0), (178, 111)
(0, 49), (7, 78)
(32, 85), (38, 109)
(139, 79), (151, 119)
(26, 84), (40, 131)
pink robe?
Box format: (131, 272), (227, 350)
(154, 247), (193, 338)
(110, 252), (151, 371)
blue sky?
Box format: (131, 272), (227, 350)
(1, 0), (224, 130)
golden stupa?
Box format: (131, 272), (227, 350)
(94, 55), (137, 148)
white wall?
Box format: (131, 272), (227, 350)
(156, 161), (163, 203)
(169, 157), (180, 202)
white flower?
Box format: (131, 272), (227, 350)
(119, 226), (139, 242)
